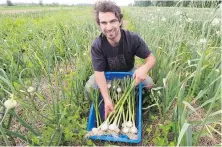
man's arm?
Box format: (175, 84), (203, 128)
(133, 53), (156, 85)
(95, 71), (114, 119)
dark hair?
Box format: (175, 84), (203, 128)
(94, 0), (123, 27)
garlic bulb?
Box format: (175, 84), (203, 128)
(114, 127), (120, 133)
(92, 127), (99, 133)
(108, 124), (116, 131)
(4, 99), (17, 110)
(126, 121), (133, 128)
(129, 126), (138, 134)
(101, 123), (109, 131)
(107, 83), (111, 89)
(117, 87), (122, 93)
(121, 122), (126, 128)
(121, 127), (129, 134)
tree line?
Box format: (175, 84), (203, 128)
(133, 0), (221, 8)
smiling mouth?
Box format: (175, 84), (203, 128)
(106, 29), (115, 34)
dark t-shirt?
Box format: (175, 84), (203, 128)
(91, 29), (151, 72)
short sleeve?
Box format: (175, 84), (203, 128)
(132, 33), (151, 59)
(91, 39), (106, 71)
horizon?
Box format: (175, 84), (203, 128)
(0, 0), (134, 6)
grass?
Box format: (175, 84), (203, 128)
(0, 5), (221, 146)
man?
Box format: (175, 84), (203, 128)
(85, 0), (156, 119)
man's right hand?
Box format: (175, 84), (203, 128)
(104, 97), (114, 119)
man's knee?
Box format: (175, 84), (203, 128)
(142, 76), (153, 89)
(84, 74), (96, 100)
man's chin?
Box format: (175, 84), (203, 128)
(103, 32), (116, 40)
(107, 36), (115, 40)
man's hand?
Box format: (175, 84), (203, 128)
(104, 97), (114, 119)
(133, 65), (148, 86)
(133, 53), (156, 85)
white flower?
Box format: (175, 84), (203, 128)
(161, 17), (166, 22)
(188, 60), (191, 66)
(211, 18), (220, 26)
(187, 18), (193, 23)
(157, 91), (161, 96)
(215, 69), (219, 73)
(19, 90), (26, 93)
(199, 38), (207, 44)
(216, 31), (221, 36)
(163, 78), (166, 88)
(27, 86), (35, 93)
(175, 11), (181, 16)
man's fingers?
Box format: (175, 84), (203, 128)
(135, 78), (140, 86)
(110, 105), (114, 111)
(105, 106), (115, 120)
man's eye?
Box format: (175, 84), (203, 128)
(111, 20), (118, 23)
(101, 22), (107, 25)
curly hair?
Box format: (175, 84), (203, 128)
(94, 0), (123, 27)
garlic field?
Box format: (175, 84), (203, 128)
(0, 6), (221, 146)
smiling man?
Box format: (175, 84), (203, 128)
(85, 0), (156, 119)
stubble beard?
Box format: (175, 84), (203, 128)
(105, 28), (119, 41)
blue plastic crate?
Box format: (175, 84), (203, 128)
(87, 72), (143, 143)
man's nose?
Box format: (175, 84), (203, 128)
(106, 22), (112, 31)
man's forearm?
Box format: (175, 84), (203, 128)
(143, 53), (156, 72)
(94, 71), (110, 102)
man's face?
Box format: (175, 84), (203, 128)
(98, 12), (122, 40)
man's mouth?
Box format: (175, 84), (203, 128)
(106, 30), (115, 35)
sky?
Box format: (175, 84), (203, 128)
(0, 0), (134, 6)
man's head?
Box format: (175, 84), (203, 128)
(94, 0), (123, 41)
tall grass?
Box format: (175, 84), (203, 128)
(0, 7), (97, 145)
(126, 6), (221, 146)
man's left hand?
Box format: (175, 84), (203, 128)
(133, 65), (148, 86)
